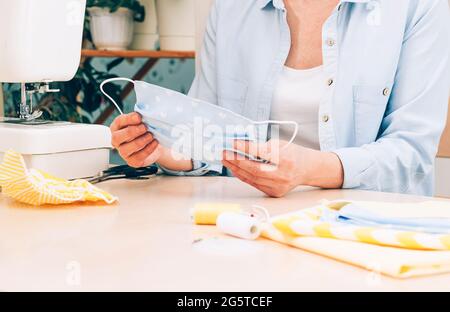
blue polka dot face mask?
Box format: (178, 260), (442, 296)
(101, 78), (298, 165)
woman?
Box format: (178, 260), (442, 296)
(110, 0), (449, 197)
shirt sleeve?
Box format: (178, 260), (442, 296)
(334, 0), (450, 195)
(158, 161), (218, 177)
(158, 0), (223, 177)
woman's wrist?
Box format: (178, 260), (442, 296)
(156, 147), (194, 172)
(301, 149), (344, 189)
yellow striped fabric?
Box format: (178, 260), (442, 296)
(0, 150), (117, 206)
(272, 202), (450, 251)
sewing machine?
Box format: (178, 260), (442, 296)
(0, 0), (111, 179)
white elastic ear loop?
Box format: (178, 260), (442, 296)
(100, 77), (135, 115)
(252, 120), (299, 150)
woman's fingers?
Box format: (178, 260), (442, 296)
(109, 112), (162, 167)
(112, 124), (148, 147)
(142, 143), (163, 166)
(223, 148), (292, 197)
(230, 166), (285, 198)
(222, 158), (275, 188)
(110, 112), (142, 132)
(223, 151), (277, 178)
(118, 132), (155, 158)
(232, 140), (283, 164)
(110, 112), (148, 148)
(233, 140), (270, 159)
(231, 170), (260, 188)
(126, 139), (160, 168)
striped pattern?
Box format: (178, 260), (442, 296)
(272, 203), (450, 251)
(0, 150), (117, 206)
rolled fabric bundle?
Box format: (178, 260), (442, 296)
(271, 202), (450, 251)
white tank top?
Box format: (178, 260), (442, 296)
(270, 65), (326, 150)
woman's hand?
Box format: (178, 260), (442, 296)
(110, 112), (162, 168)
(222, 140), (344, 198)
(110, 112), (194, 172)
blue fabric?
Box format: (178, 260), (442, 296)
(157, 161), (213, 177)
(321, 203), (450, 234)
(134, 80), (261, 167)
(164, 0), (450, 195)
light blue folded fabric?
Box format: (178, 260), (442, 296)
(321, 203), (450, 234)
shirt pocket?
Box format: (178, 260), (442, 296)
(217, 75), (248, 111)
(353, 84), (392, 146)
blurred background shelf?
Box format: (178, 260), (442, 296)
(82, 49), (195, 124)
(81, 49), (195, 59)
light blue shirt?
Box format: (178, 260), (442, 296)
(162, 0), (450, 196)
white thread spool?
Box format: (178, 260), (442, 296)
(216, 212), (262, 240)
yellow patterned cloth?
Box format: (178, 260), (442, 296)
(0, 150), (117, 206)
(270, 200), (450, 251)
(262, 200), (450, 278)
(262, 225), (450, 278)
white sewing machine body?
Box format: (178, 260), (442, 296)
(0, 121), (111, 179)
(0, 0), (86, 83)
(0, 0), (112, 179)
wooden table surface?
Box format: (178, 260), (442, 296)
(0, 176), (449, 292)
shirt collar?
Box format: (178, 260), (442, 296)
(258, 0), (372, 10)
(258, 0), (284, 10)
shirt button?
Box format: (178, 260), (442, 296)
(326, 38), (336, 47)
(327, 78), (334, 86)
(383, 88), (390, 96)
(322, 115), (330, 123)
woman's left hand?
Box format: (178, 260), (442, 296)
(222, 140), (344, 198)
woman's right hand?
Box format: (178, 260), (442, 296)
(110, 112), (162, 168)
